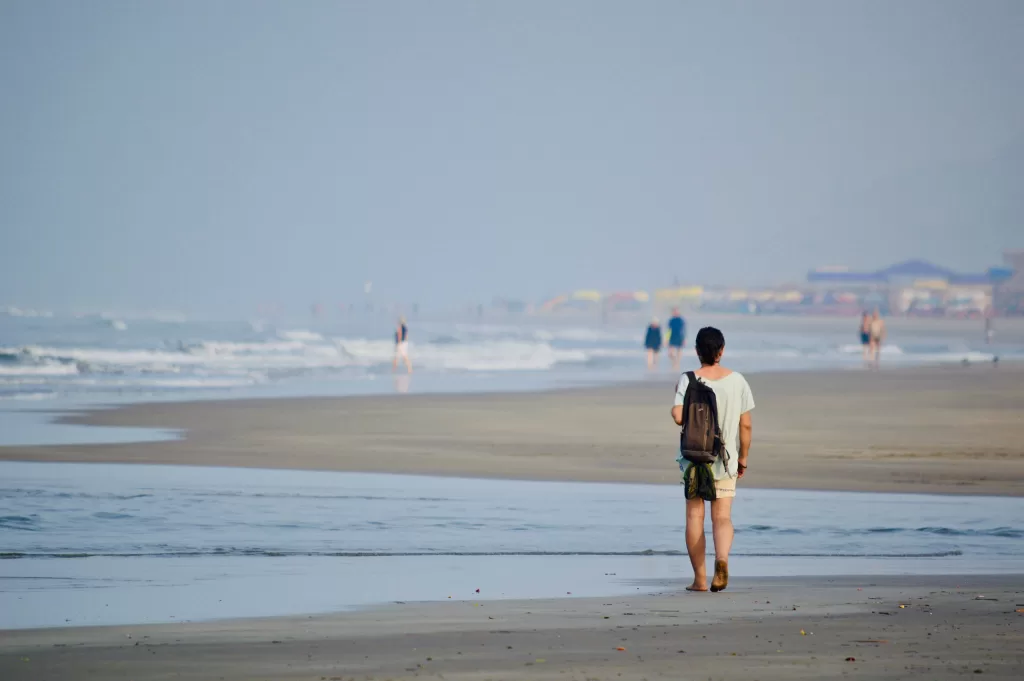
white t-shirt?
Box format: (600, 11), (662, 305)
(674, 371), (755, 479)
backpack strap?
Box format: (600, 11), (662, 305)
(680, 371), (696, 425)
(682, 372), (697, 408)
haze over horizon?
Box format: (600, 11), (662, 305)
(2, 0), (1022, 315)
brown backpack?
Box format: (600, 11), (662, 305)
(679, 371), (725, 465)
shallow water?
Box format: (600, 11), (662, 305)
(1, 463), (1021, 628)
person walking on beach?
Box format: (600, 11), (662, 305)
(859, 311), (872, 364)
(869, 309), (886, 368)
(645, 318), (663, 370)
(671, 327), (754, 592)
(393, 317), (412, 373)
(667, 308), (686, 371)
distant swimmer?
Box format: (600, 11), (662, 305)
(645, 318), (663, 370)
(667, 308), (686, 371)
(393, 317), (412, 373)
(869, 309), (886, 369)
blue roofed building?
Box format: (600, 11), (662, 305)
(806, 259), (1006, 317)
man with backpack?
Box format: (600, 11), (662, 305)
(671, 327), (754, 593)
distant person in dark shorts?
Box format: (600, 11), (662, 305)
(667, 308), (686, 371)
(644, 318), (662, 370)
(859, 311), (871, 364)
(393, 317), (412, 373)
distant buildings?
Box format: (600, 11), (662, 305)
(527, 250), (1022, 319)
(537, 290), (648, 315)
(804, 257), (1016, 317)
(995, 251), (1024, 316)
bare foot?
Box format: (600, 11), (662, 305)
(710, 559), (728, 592)
(685, 582), (709, 592)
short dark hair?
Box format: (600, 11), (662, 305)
(695, 326), (725, 365)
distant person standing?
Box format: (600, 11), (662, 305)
(869, 309), (886, 368)
(859, 311), (872, 364)
(644, 318), (663, 370)
(667, 308), (686, 371)
(393, 317), (412, 373)
(984, 311), (995, 345)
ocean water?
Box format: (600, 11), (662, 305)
(1, 314), (1015, 408)
(2, 463), (1022, 628)
(2, 312), (1018, 446)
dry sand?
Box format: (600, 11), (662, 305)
(1, 576), (1021, 680)
(3, 364), (1023, 495)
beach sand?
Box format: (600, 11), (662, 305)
(3, 364), (1023, 495)
(1, 576), (1021, 680)
(2, 365), (1022, 679)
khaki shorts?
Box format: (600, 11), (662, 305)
(715, 475), (737, 499)
(680, 465), (738, 499)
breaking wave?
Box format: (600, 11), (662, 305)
(0, 316), (1014, 405)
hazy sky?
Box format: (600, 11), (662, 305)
(2, 0), (1022, 313)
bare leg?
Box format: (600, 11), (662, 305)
(710, 497), (734, 563)
(404, 353), (413, 373)
(685, 498), (708, 591)
(710, 497), (734, 591)
(646, 349), (654, 370)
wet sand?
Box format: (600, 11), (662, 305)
(2, 364), (1023, 495)
(2, 366), (1022, 678)
(1, 575), (1021, 680)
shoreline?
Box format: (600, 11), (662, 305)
(2, 574), (1021, 680)
(2, 364), (1023, 495)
